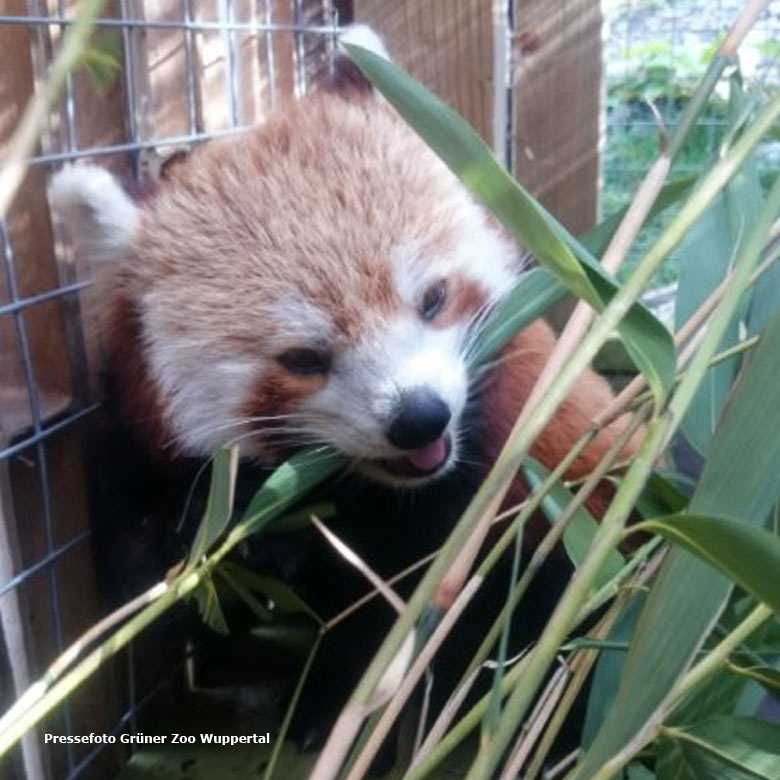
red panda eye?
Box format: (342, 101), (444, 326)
(420, 279), (447, 321)
(278, 348), (331, 375)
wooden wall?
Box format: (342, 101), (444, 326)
(353, 0), (602, 234)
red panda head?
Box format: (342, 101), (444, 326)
(50, 38), (523, 487)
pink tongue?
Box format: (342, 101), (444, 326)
(405, 437), (447, 472)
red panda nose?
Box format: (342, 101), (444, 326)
(387, 388), (451, 450)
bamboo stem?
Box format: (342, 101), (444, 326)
(0, 0), (106, 217)
(582, 603), (773, 780)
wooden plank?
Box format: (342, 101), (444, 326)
(511, 0), (602, 235)
(354, 0), (601, 236)
(353, 0), (494, 143)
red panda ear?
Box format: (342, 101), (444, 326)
(49, 165), (139, 264)
(320, 24), (392, 98)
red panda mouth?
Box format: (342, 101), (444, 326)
(381, 434), (453, 479)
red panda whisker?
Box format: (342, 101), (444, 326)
(182, 413), (308, 440)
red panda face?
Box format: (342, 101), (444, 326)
(51, 93), (521, 487)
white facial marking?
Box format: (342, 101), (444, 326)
(141, 296), (260, 454)
(266, 296), (335, 351)
(293, 222), (521, 484)
(300, 313), (467, 461)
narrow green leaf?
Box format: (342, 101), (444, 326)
(469, 267), (566, 367)
(575, 312), (780, 780)
(635, 471), (691, 519)
(220, 560), (321, 623)
(658, 717), (780, 780)
(346, 44), (676, 405)
(250, 620), (319, 652)
(626, 764), (657, 780)
(523, 458), (624, 589)
(188, 445), (239, 565)
(216, 565), (273, 623)
(236, 448), (344, 539)
(747, 255), (780, 337)
(632, 515), (780, 614)
(674, 76), (764, 456)
(581, 592), (647, 748)
(191, 577), (229, 635)
(264, 501), (336, 534)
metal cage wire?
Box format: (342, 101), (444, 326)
(1, 2), (777, 779)
(0, 3), (338, 779)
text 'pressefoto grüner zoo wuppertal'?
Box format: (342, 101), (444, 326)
(45, 732), (272, 746)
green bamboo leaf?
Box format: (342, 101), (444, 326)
(657, 717), (780, 780)
(635, 471), (691, 519)
(264, 502), (337, 534)
(523, 458), (624, 589)
(580, 174), (697, 257)
(220, 560), (321, 623)
(216, 565), (273, 623)
(250, 619), (320, 652)
(574, 312), (780, 780)
(191, 577), (229, 635)
(626, 764), (656, 780)
(188, 445), (239, 566)
(747, 256), (780, 338)
(79, 31), (121, 91)
(581, 592), (647, 748)
(346, 44), (676, 405)
(236, 448), (344, 539)
(468, 267), (565, 367)
(671, 594), (780, 727)
(674, 76), (764, 456)
(632, 515), (780, 613)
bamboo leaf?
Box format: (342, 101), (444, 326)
(747, 256), (780, 338)
(523, 458), (625, 589)
(574, 312), (780, 780)
(674, 76), (764, 456)
(581, 592), (647, 748)
(220, 561), (321, 623)
(632, 515), (780, 614)
(191, 577), (229, 635)
(635, 471), (691, 519)
(469, 267), (565, 367)
(188, 445), (239, 565)
(626, 765), (656, 780)
(657, 718), (780, 780)
(346, 44), (676, 405)
(236, 448), (344, 540)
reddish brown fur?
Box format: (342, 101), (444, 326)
(120, 92), (468, 348)
(102, 87), (638, 526)
(482, 319), (641, 537)
(434, 275), (490, 330)
(105, 294), (169, 451)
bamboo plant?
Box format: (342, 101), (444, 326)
(1, 2), (779, 779)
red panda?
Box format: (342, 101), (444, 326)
(49, 25), (641, 760)
(50, 26), (637, 520)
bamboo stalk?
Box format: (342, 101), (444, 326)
(0, 0), (106, 217)
(462, 130), (780, 780)
(582, 602), (773, 780)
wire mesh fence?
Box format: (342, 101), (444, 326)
(0, 4), (337, 779)
(0, 1), (776, 779)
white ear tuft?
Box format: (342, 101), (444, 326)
(338, 23), (391, 62)
(49, 165), (139, 262)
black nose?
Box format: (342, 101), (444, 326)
(387, 388), (451, 450)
